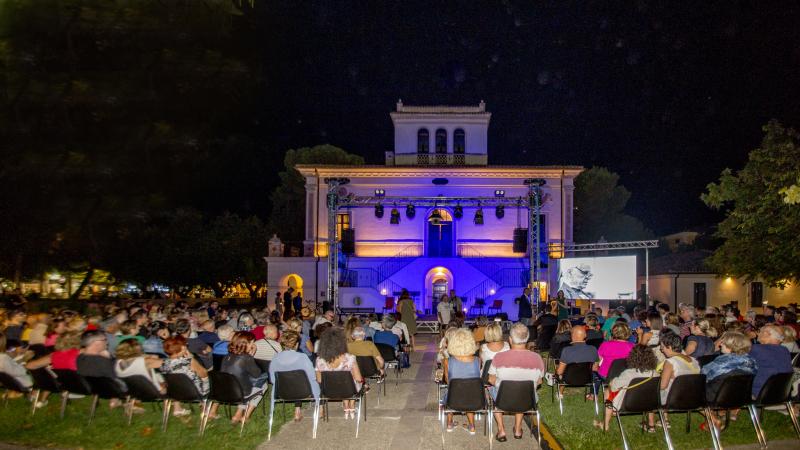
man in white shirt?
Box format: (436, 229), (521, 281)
(313, 310), (335, 328)
(437, 296), (452, 338)
(390, 314), (411, 346)
(254, 324), (282, 361)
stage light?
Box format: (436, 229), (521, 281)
(489, 289), (495, 295)
(494, 189), (505, 197)
(429, 209), (443, 226)
(374, 204), (384, 218)
(390, 207), (400, 224)
(474, 207), (484, 225)
(374, 189), (385, 197)
(381, 288), (387, 295)
(406, 204), (415, 219)
(495, 205), (504, 219)
(453, 204), (463, 219)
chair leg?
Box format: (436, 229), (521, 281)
(200, 401), (214, 436)
(312, 400), (319, 439)
(592, 383), (599, 416)
(126, 396), (135, 426)
(30, 389), (40, 417)
(659, 409), (676, 450)
(536, 411), (542, 446)
(787, 402), (800, 439)
(88, 395), (99, 424)
(197, 400), (207, 436)
(615, 410), (631, 450)
(355, 397), (362, 438)
(704, 407), (722, 450)
(60, 391), (68, 419)
(440, 406), (446, 448)
(747, 404), (767, 448)
(161, 399), (171, 432)
(686, 411), (691, 434)
(267, 398), (275, 441)
(557, 385), (564, 415)
(239, 408), (247, 436)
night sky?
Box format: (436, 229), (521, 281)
(243, 1), (800, 235)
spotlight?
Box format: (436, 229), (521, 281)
(495, 205), (504, 219)
(374, 204), (384, 218)
(429, 209), (443, 226)
(474, 207), (484, 225)
(494, 189), (505, 197)
(374, 189), (385, 197)
(406, 204), (415, 219)
(390, 207), (400, 224)
(453, 204), (463, 219)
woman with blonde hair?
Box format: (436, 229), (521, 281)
(479, 322), (509, 363)
(442, 328), (481, 434)
(684, 319), (717, 357)
(700, 331), (756, 430)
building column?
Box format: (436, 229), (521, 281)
(563, 181), (575, 243)
(303, 177), (318, 256)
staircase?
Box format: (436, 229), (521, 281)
(340, 245), (421, 295)
(458, 245), (529, 303)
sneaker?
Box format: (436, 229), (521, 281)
(34, 400), (48, 409)
(544, 373), (555, 387)
(68, 393), (85, 400)
(173, 408), (191, 417)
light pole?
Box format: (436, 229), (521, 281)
(524, 178), (546, 313)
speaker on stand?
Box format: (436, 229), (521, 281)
(513, 228), (528, 253)
(342, 228), (356, 255)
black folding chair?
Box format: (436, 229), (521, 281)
(552, 362), (598, 416)
(545, 340), (570, 371)
(604, 377), (660, 450)
(84, 376), (128, 424)
(162, 373), (207, 433)
(536, 325), (557, 352)
(586, 338), (604, 349)
(441, 378), (492, 447)
(29, 367), (62, 417)
(481, 359), (493, 387)
(375, 343), (402, 386)
(0, 371), (31, 407)
(121, 375), (165, 426)
(659, 374), (719, 450)
(269, 370), (319, 440)
(202, 371), (262, 436)
(750, 372), (800, 446)
(255, 359), (271, 374)
(52, 369), (92, 419)
(707, 373), (757, 448)
(320, 371), (366, 437)
(356, 355), (385, 403)
(212, 354), (225, 372)
(696, 354), (719, 367)
(494, 380), (541, 445)
(606, 358), (628, 383)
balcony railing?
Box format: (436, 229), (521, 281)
(406, 153), (485, 166)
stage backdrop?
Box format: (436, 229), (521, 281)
(557, 255), (636, 300)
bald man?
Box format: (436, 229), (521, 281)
(556, 326), (599, 377)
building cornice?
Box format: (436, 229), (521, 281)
(296, 165), (584, 179)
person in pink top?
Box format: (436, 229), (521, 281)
(597, 322), (635, 379)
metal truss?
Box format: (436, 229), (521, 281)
(556, 240), (659, 252)
(336, 195), (527, 208)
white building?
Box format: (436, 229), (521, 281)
(265, 101), (583, 319)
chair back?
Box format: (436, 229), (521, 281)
(618, 377), (660, 413)
(384, 297), (395, 309)
(549, 341), (570, 360)
(495, 380), (536, 413)
(711, 373), (754, 409)
(255, 359), (271, 374)
(164, 373), (203, 402)
(481, 359), (492, 385)
(663, 374), (706, 410)
(30, 368), (61, 393)
(446, 378), (486, 412)
(562, 362), (593, 386)
(321, 371), (358, 399)
(208, 371), (245, 404)
(697, 354), (718, 367)
(53, 369), (92, 395)
(274, 370), (314, 401)
(356, 355), (380, 378)
(606, 358), (628, 381)
(0, 372), (30, 393)
(754, 372), (794, 406)
(491, 299), (503, 309)
(475, 298), (486, 307)
(84, 376), (127, 399)
(122, 375), (163, 402)
(536, 325), (557, 351)
(212, 354), (224, 372)
(375, 343), (397, 362)
(586, 338), (603, 349)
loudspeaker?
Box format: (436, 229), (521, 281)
(341, 228), (355, 255)
(513, 228), (527, 253)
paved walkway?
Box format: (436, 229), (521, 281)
(257, 335), (542, 449)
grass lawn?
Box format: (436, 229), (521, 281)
(0, 394), (287, 450)
(537, 383), (798, 450)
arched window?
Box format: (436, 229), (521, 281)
(417, 128), (429, 153)
(435, 128), (447, 154)
(453, 128), (465, 154)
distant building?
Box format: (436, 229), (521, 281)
(265, 101), (583, 318)
(662, 231), (700, 252)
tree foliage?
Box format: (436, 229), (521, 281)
(573, 167), (653, 243)
(702, 120), (800, 286)
(267, 145), (364, 242)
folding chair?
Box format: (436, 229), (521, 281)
(494, 380), (541, 445)
(545, 341), (570, 372)
(121, 375), (165, 426)
(320, 371), (366, 437)
(162, 373), (207, 433)
(604, 377), (660, 450)
(469, 298), (486, 316)
(487, 300), (503, 316)
(750, 372), (800, 446)
(707, 373), (757, 448)
(84, 376), (128, 424)
(552, 362), (598, 416)
(382, 297), (395, 315)
(356, 355), (385, 402)
(659, 374), (719, 450)
(375, 343), (402, 386)
(441, 378), (492, 447)
(52, 369), (92, 419)
(29, 368), (62, 417)
(268, 370), (320, 441)
(0, 372), (31, 407)
(586, 338), (604, 349)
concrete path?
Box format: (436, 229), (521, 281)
(257, 335), (542, 449)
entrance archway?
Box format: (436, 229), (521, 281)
(424, 266), (454, 314)
(280, 274), (303, 296)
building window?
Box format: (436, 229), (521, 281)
(435, 128), (447, 154)
(750, 282), (763, 307)
(693, 282), (707, 309)
(417, 129), (429, 153)
(336, 213), (350, 239)
(453, 128), (465, 154)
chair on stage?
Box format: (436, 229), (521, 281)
(487, 300), (503, 316)
(382, 297), (395, 315)
(469, 298), (486, 317)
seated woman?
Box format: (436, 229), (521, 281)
(659, 331), (700, 417)
(269, 330), (320, 422)
(442, 328), (481, 434)
(315, 328), (363, 419)
(584, 315), (604, 342)
(114, 339), (165, 392)
(594, 345), (658, 431)
(700, 331), (756, 430)
(212, 324), (234, 356)
(161, 336), (216, 418)
(472, 316), (489, 343)
(27, 330), (82, 372)
(479, 322), (509, 364)
(142, 321), (170, 356)
(596, 322), (635, 384)
(0, 331), (32, 394)
(684, 319), (718, 358)
(221, 331), (267, 424)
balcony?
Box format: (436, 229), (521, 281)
(388, 152), (487, 166)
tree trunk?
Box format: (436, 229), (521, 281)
(70, 267), (94, 300)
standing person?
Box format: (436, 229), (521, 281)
(292, 291), (303, 316)
(273, 292), (283, 317)
(282, 288), (294, 321)
(449, 290), (463, 317)
(397, 290), (417, 348)
(516, 288), (533, 325)
(437, 294), (452, 338)
(553, 290), (571, 321)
